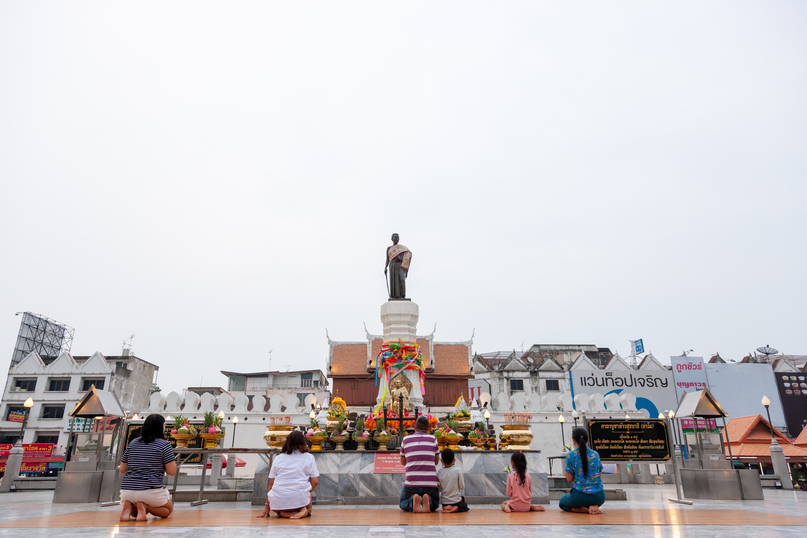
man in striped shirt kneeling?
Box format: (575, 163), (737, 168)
(399, 416), (440, 513)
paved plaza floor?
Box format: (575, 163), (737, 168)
(1, 484), (806, 537)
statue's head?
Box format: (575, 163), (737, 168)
(391, 233), (399, 244)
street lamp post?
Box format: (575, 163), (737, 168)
(484, 409), (491, 430)
(559, 415), (566, 451)
(0, 398), (34, 493)
(18, 398), (34, 443)
(231, 417), (239, 448)
(761, 395), (793, 490)
(761, 396), (774, 442)
(572, 410), (579, 428)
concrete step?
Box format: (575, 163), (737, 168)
(173, 489), (253, 502)
(217, 478), (254, 490)
(549, 488), (627, 501)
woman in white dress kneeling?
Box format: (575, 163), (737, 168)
(257, 430), (319, 519)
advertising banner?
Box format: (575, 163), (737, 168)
(0, 444), (54, 459)
(571, 369), (677, 419)
(588, 419), (671, 461)
(7, 412), (24, 423)
(0, 462), (48, 473)
(680, 418), (719, 432)
(670, 356), (708, 401)
(776, 373), (807, 437)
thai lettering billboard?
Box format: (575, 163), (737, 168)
(571, 369), (677, 419)
(670, 356), (709, 401)
(776, 373), (807, 437)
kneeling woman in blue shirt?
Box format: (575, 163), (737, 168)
(560, 428), (605, 515)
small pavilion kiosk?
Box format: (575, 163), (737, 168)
(53, 387), (127, 503)
(673, 388), (763, 500)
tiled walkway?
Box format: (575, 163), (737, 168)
(1, 485), (806, 537)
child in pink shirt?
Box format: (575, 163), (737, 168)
(502, 452), (545, 513)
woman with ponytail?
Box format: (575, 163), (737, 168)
(560, 428), (605, 515)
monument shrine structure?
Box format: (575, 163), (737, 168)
(327, 234), (474, 410)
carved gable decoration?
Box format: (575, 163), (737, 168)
(538, 357), (563, 371)
(503, 358), (528, 372)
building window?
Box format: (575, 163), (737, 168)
(13, 378), (36, 392)
(230, 376), (246, 392)
(545, 379), (560, 391)
(5, 406), (26, 421)
(41, 405), (65, 419)
(510, 379), (524, 392)
(47, 379), (71, 392)
(301, 372), (313, 388)
(36, 433), (60, 445)
(296, 393), (308, 407)
(81, 378), (105, 391)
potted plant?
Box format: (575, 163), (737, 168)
(434, 428), (448, 450)
(331, 417), (349, 450)
(375, 429), (394, 451)
(444, 420), (463, 450)
(306, 427), (328, 451)
(354, 417), (370, 451)
(468, 428), (487, 449)
(199, 411), (225, 448)
(170, 415), (198, 449)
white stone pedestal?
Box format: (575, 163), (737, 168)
(380, 300), (419, 341)
(377, 300), (424, 412)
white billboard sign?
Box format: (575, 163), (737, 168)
(670, 356), (709, 401)
(571, 369), (677, 419)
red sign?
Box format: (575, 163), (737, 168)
(0, 444), (54, 460)
(680, 418), (718, 431)
(93, 417), (120, 433)
(0, 462), (47, 473)
(373, 453), (405, 474)
(7, 412), (24, 423)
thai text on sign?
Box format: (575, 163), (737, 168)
(373, 453), (406, 474)
(0, 444), (54, 459)
(0, 462), (48, 473)
(588, 420), (671, 462)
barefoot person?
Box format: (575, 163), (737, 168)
(559, 428), (605, 515)
(501, 451), (545, 513)
(399, 416), (440, 513)
(437, 448), (468, 513)
(257, 431), (319, 519)
(119, 414), (176, 521)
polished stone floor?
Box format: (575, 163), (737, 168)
(1, 484), (806, 537)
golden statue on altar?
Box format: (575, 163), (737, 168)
(389, 374), (412, 415)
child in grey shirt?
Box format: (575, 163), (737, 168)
(437, 448), (469, 512)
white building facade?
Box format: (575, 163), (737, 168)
(0, 351), (158, 450)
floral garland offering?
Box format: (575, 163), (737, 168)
(374, 339), (425, 414)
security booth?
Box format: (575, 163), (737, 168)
(673, 388), (763, 500)
(53, 387), (127, 503)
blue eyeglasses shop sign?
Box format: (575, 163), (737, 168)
(571, 370), (677, 419)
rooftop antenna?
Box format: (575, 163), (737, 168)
(268, 349), (273, 371)
(123, 334), (136, 355)
(756, 345), (779, 363)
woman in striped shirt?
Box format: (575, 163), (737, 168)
(119, 414), (177, 521)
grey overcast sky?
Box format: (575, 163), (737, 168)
(1, 2), (805, 395)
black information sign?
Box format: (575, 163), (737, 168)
(776, 373), (807, 437)
(124, 422), (204, 464)
(588, 419), (671, 461)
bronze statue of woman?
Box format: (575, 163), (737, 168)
(384, 233), (412, 299)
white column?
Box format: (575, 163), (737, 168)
(377, 301), (423, 410)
